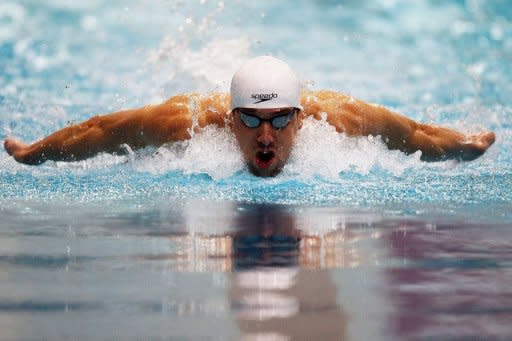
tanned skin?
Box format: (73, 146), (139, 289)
(4, 90), (495, 169)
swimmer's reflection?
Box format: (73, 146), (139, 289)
(228, 204), (347, 340)
(232, 205), (301, 270)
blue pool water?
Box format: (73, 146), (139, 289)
(1, 0), (511, 339)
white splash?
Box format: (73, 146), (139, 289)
(284, 116), (423, 179)
(134, 125), (245, 180)
(1, 117), (428, 181)
(141, 1), (253, 103)
(146, 36), (251, 97)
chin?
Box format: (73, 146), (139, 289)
(248, 163), (283, 177)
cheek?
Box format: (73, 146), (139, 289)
(276, 132), (296, 157)
(233, 127), (253, 154)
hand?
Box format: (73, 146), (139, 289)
(4, 138), (35, 164)
(461, 131), (496, 161)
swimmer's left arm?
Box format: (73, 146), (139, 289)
(302, 90), (496, 161)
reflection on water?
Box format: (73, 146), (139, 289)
(166, 201), (385, 272)
(152, 202), (385, 339)
(227, 204), (346, 340)
(388, 224), (512, 339)
(0, 200), (511, 339)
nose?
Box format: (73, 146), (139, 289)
(256, 121), (274, 147)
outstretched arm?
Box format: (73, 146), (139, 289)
(301, 90), (495, 161)
(4, 93), (229, 165)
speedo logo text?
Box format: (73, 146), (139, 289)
(251, 93), (278, 104)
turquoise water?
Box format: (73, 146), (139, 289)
(1, 0), (511, 339)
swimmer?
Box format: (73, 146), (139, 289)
(4, 56), (496, 177)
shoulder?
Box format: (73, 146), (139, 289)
(300, 90), (355, 118)
(196, 92), (230, 128)
(163, 92), (230, 128)
(299, 90), (376, 134)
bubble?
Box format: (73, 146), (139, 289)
(81, 15), (98, 31)
(490, 24), (503, 41)
(0, 3), (26, 41)
(466, 62), (486, 78)
(451, 20), (475, 36)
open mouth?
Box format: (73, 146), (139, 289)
(256, 151), (275, 169)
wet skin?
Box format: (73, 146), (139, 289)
(3, 91), (496, 173)
(230, 108), (302, 177)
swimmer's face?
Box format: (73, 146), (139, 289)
(231, 107), (302, 177)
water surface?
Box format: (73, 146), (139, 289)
(1, 0), (511, 339)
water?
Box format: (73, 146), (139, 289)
(1, 0), (511, 339)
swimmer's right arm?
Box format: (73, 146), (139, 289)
(3, 95), (197, 165)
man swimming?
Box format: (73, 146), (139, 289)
(3, 56), (496, 177)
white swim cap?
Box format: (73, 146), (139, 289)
(230, 56), (302, 110)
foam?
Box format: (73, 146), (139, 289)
(284, 116), (423, 179)
(0, 115), (442, 182)
(129, 116), (426, 180)
(133, 125), (244, 180)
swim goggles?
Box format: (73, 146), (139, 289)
(238, 108), (298, 129)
